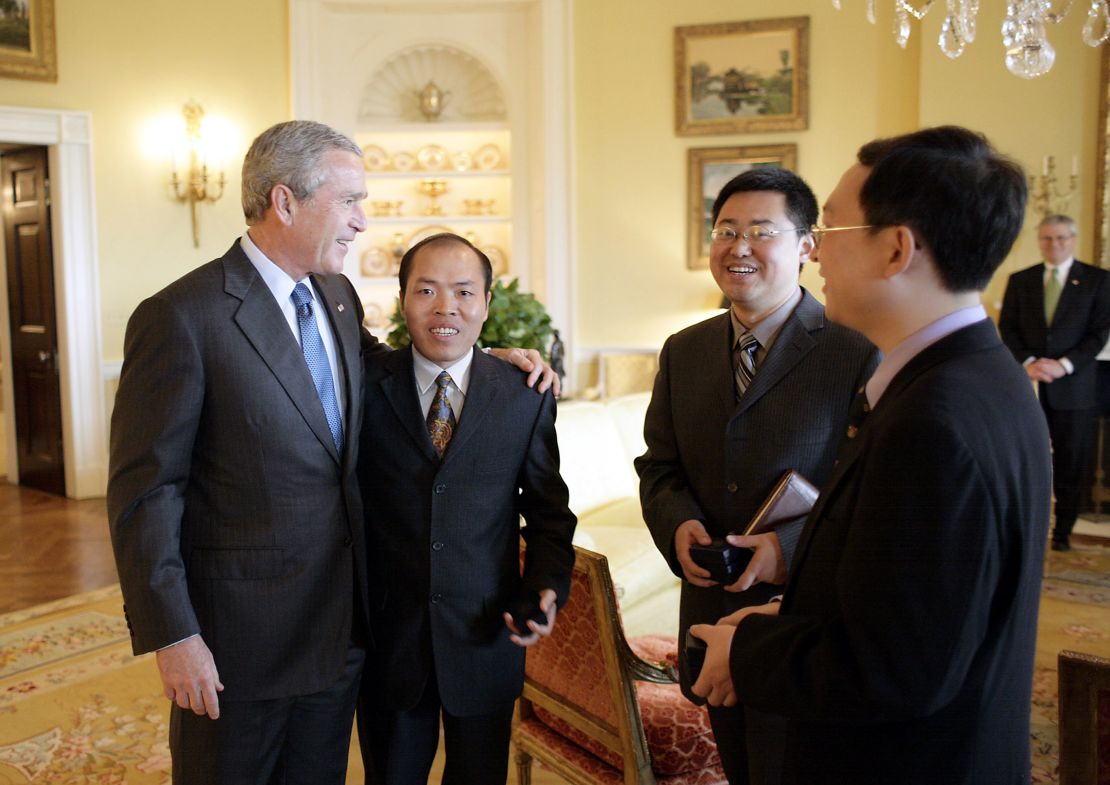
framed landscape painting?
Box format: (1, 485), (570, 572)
(0, 0), (57, 82)
(675, 16), (808, 136)
(687, 144), (798, 270)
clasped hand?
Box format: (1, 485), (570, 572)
(503, 588), (558, 647)
(689, 601), (781, 707)
(675, 520), (786, 591)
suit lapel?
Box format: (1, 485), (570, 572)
(704, 313), (739, 421)
(224, 246), (341, 465)
(380, 349), (439, 463)
(735, 292), (820, 417)
(442, 348), (500, 462)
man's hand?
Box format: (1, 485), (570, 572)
(689, 623), (738, 707)
(155, 635), (224, 719)
(717, 600), (781, 627)
(675, 519), (716, 587)
(504, 589), (558, 647)
(1027, 357), (1067, 383)
(722, 532), (786, 592)
(487, 347), (561, 396)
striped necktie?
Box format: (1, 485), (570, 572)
(734, 332), (760, 397)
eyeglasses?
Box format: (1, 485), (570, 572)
(809, 224), (876, 248)
(709, 225), (807, 245)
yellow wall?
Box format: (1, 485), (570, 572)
(573, 0), (1102, 350)
(1, 0), (290, 359)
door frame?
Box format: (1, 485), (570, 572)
(0, 105), (105, 498)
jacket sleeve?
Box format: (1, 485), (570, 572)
(635, 336), (708, 576)
(1060, 267), (1110, 373)
(517, 390), (578, 605)
(106, 295), (204, 654)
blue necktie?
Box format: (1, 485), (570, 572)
(291, 282), (343, 453)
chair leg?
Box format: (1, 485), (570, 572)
(513, 745), (533, 785)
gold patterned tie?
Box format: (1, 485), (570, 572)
(427, 371), (457, 458)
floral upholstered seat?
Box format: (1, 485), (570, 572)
(513, 545), (725, 784)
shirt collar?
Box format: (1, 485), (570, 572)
(412, 346), (475, 396)
(729, 286), (803, 348)
(1045, 257), (1075, 281)
(865, 304), (987, 407)
(240, 232), (306, 305)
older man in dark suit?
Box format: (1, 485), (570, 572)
(356, 233), (576, 785)
(636, 167), (877, 785)
(999, 214), (1110, 550)
(108, 123), (555, 785)
(692, 126), (1051, 785)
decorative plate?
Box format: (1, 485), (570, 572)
(450, 151), (473, 172)
(408, 225), (454, 248)
(361, 246), (392, 277)
(362, 145), (389, 172)
(392, 151), (416, 172)
(482, 245), (508, 276)
(362, 302), (384, 328)
(474, 143), (503, 170)
(417, 144), (449, 171)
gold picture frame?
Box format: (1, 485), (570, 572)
(675, 16), (809, 136)
(687, 144), (798, 270)
(0, 0), (57, 82)
(1094, 42), (1109, 269)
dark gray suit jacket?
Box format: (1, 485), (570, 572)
(731, 320), (1051, 784)
(107, 240), (377, 701)
(999, 259), (1110, 410)
(359, 347), (576, 717)
(636, 290), (877, 696)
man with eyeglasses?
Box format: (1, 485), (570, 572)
(690, 126), (1052, 785)
(998, 214), (1110, 551)
(636, 167), (877, 785)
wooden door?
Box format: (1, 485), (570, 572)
(2, 146), (64, 496)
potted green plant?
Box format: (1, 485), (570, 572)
(387, 277), (554, 358)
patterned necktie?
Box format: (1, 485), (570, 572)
(734, 331), (760, 397)
(291, 282), (344, 453)
(1044, 267), (1063, 324)
(427, 371), (457, 458)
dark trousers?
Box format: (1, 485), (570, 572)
(169, 642), (365, 785)
(708, 703), (786, 785)
(358, 669), (514, 785)
(1042, 401), (1096, 542)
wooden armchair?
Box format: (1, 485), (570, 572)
(513, 546), (725, 784)
(1058, 649), (1110, 785)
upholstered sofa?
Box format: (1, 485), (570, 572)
(553, 392), (681, 638)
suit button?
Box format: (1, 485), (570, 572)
(435, 484), (447, 494)
(343, 536), (352, 547)
(430, 592), (443, 604)
(432, 541), (444, 551)
(727, 482), (738, 493)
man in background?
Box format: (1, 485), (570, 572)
(636, 167), (876, 784)
(999, 213), (1110, 550)
(357, 233), (576, 784)
(691, 126), (1051, 785)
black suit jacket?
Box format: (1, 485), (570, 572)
(730, 320), (1052, 784)
(359, 347), (576, 717)
(998, 259), (1110, 410)
(635, 290), (878, 695)
(107, 241), (379, 701)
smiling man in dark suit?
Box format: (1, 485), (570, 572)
(691, 126), (1052, 785)
(636, 167), (877, 785)
(999, 214), (1110, 550)
(356, 233), (576, 785)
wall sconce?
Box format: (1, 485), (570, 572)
(1030, 154), (1078, 220)
(170, 101), (226, 248)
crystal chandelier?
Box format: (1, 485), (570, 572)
(830, 0), (1110, 78)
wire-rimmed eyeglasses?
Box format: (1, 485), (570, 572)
(709, 225), (808, 245)
(809, 224), (876, 248)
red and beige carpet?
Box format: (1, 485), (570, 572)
(0, 545), (1106, 784)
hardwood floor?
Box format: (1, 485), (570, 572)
(0, 480), (117, 614)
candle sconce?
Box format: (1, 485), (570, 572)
(170, 101), (227, 248)
(1030, 155), (1079, 219)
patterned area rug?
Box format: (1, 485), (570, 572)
(0, 546), (1105, 784)
(1031, 544), (1110, 783)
